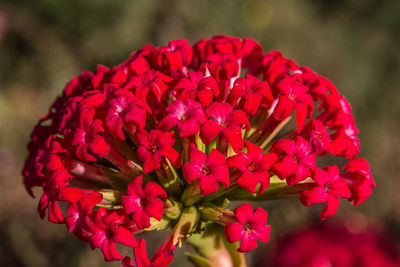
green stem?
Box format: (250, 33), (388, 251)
(225, 176), (315, 201)
(187, 223), (247, 267)
(201, 184), (239, 202)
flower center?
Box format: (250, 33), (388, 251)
(201, 165), (211, 175)
(150, 144), (158, 152)
(243, 222), (252, 232)
(181, 112), (189, 120)
(312, 130), (324, 142)
(105, 228), (114, 239)
(220, 120), (228, 128)
(140, 198), (148, 207)
(247, 162), (257, 172)
(246, 87), (254, 94)
(86, 133), (95, 143)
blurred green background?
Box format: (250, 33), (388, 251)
(0, 0), (399, 266)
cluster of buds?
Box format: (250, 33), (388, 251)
(263, 220), (400, 267)
(23, 35), (374, 266)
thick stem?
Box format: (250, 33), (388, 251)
(187, 223), (247, 267)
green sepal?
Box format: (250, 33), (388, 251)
(156, 158), (183, 197)
(181, 182), (202, 206)
(163, 198), (183, 220)
(172, 206), (201, 247)
(214, 197), (230, 208)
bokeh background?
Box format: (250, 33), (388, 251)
(0, 0), (399, 266)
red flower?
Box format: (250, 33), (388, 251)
(38, 169), (73, 223)
(270, 136), (316, 185)
(123, 70), (173, 103)
(273, 78), (314, 132)
(193, 35), (242, 66)
(224, 203), (271, 252)
(72, 108), (109, 162)
(136, 129), (181, 174)
(227, 140), (277, 194)
(33, 136), (68, 179)
(261, 53), (299, 86)
(157, 99), (207, 137)
(84, 208), (137, 262)
(342, 158), (375, 205)
(105, 91), (149, 140)
(121, 175), (167, 229)
(65, 192), (103, 236)
(300, 166), (351, 219)
(227, 74), (273, 115)
(301, 119), (331, 155)
(183, 144), (229, 195)
(123, 237), (175, 267)
(203, 53), (240, 83)
(173, 72), (220, 106)
(200, 102), (250, 152)
(150, 39), (193, 74)
(330, 129), (360, 158)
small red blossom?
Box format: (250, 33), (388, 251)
(150, 39), (193, 74)
(105, 92), (149, 140)
(157, 99), (207, 137)
(227, 74), (273, 115)
(183, 144), (229, 195)
(124, 70), (173, 103)
(195, 35), (243, 60)
(330, 129), (360, 158)
(301, 119), (331, 155)
(123, 237), (175, 267)
(224, 203), (271, 252)
(273, 78), (314, 132)
(136, 129), (181, 174)
(200, 102), (250, 152)
(270, 136), (316, 185)
(72, 108), (110, 162)
(227, 140), (277, 194)
(65, 192), (103, 236)
(172, 72), (220, 106)
(38, 169), (73, 223)
(342, 158), (375, 205)
(84, 208), (137, 261)
(121, 175), (167, 229)
(300, 166), (351, 219)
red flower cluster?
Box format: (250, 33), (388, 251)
(23, 35), (374, 266)
(263, 220), (400, 267)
